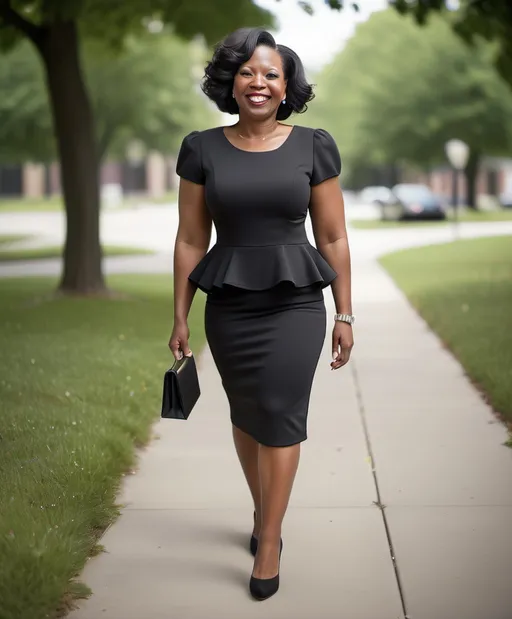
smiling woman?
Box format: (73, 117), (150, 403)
(202, 28), (314, 125)
(168, 27), (353, 602)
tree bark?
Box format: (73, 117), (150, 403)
(39, 21), (106, 294)
(464, 150), (480, 210)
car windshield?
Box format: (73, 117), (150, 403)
(394, 185), (433, 201)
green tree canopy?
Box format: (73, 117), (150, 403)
(0, 33), (217, 164)
(311, 9), (512, 202)
(392, 0), (512, 89)
(88, 34), (217, 160)
(0, 0), (273, 49)
(0, 40), (52, 162)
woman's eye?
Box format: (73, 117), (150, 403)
(267, 73), (278, 79)
(240, 71), (252, 77)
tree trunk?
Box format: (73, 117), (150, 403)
(464, 150), (480, 210)
(39, 21), (106, 294)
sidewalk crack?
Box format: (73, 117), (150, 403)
(351, 359), (409, 619)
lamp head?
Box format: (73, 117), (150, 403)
(445, 139), (470, 170)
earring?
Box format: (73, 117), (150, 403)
(232, 92), (235, 98)
(282, 98), (286, 105)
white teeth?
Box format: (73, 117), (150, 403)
(248, 96), (269, 103)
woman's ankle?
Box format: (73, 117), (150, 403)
(258, 528), (282, 545)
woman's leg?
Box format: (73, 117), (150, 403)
(252, 443), (301, 579)
(232, 425), (262, 537)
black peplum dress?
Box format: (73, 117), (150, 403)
(176, 125), (341, 447)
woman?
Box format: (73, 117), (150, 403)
(169, 27), (354, 601)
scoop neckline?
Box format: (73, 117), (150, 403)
(220, 125), (296, 154)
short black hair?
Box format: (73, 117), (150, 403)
(201, 27), (314, 121)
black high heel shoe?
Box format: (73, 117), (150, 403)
(249, 539), (283, 601)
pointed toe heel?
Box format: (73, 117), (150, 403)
(250, 574), (280, 601)
(249, 539), (283, 601)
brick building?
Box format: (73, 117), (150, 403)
(0, 152), (176, 199)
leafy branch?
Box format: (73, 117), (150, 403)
(0, 0), (43, 47)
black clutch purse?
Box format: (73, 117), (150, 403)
(161, 354), (200, 420)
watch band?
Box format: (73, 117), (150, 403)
(334, 313), (355, 325)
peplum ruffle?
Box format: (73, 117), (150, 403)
(188, 243), (337, 293)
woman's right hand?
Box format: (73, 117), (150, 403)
(168, 321), (192, 360)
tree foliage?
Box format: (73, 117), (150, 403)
(0, 33), (216, 164)
(0, 42), (52, 162)
(392, 0), (512, 89)
(88, 34), (217, 160)
(0, 0), (274, 49)
(311, 9), (512, 188)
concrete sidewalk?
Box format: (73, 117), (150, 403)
(68, 256), (512, 619)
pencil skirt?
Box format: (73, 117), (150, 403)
(204, 283), (326, 447)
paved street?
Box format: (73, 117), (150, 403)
(1, 202), (512, 278)
(2, 203), (512, 618)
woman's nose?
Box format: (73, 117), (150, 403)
(250, 74), (265, 88)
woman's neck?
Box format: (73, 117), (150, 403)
(236, 117), (279, 139)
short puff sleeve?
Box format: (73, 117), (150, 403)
(311, 129), (342, 186)
(176, 131), (205, 185)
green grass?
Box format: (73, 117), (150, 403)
(0, 193), (177, 213)
(0, 234), (32, 245)
(0, 197), (64, 212)
(0, 276), (206, 619)
(380, 236), (512, 433)
(0, 245), (154, 262)
(351, 209), (512, 229)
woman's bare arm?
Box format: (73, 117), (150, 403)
(310, 177), (351, 314)
(310, 177), (354, 368)
(169, 179), (212, 358)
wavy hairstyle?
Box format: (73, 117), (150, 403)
(201, 28), (314, 121)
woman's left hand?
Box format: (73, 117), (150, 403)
(331, 321), (354, 370)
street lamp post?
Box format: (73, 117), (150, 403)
(445, 139), (470, 239)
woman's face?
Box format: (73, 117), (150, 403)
(233, 45), (287, 121)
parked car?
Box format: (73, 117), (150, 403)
(378, 184), (446, 221)
(359, 186), (393, 205)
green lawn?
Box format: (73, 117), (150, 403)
(0, 193), (177, 213)
(0, 276), (206, 619)
(380, 236), (512, 436)
(0, 234), (32, 245)
(0, 197), (64, 212)
(0, 245), (154, 262)
(351, 209), (512, 229)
